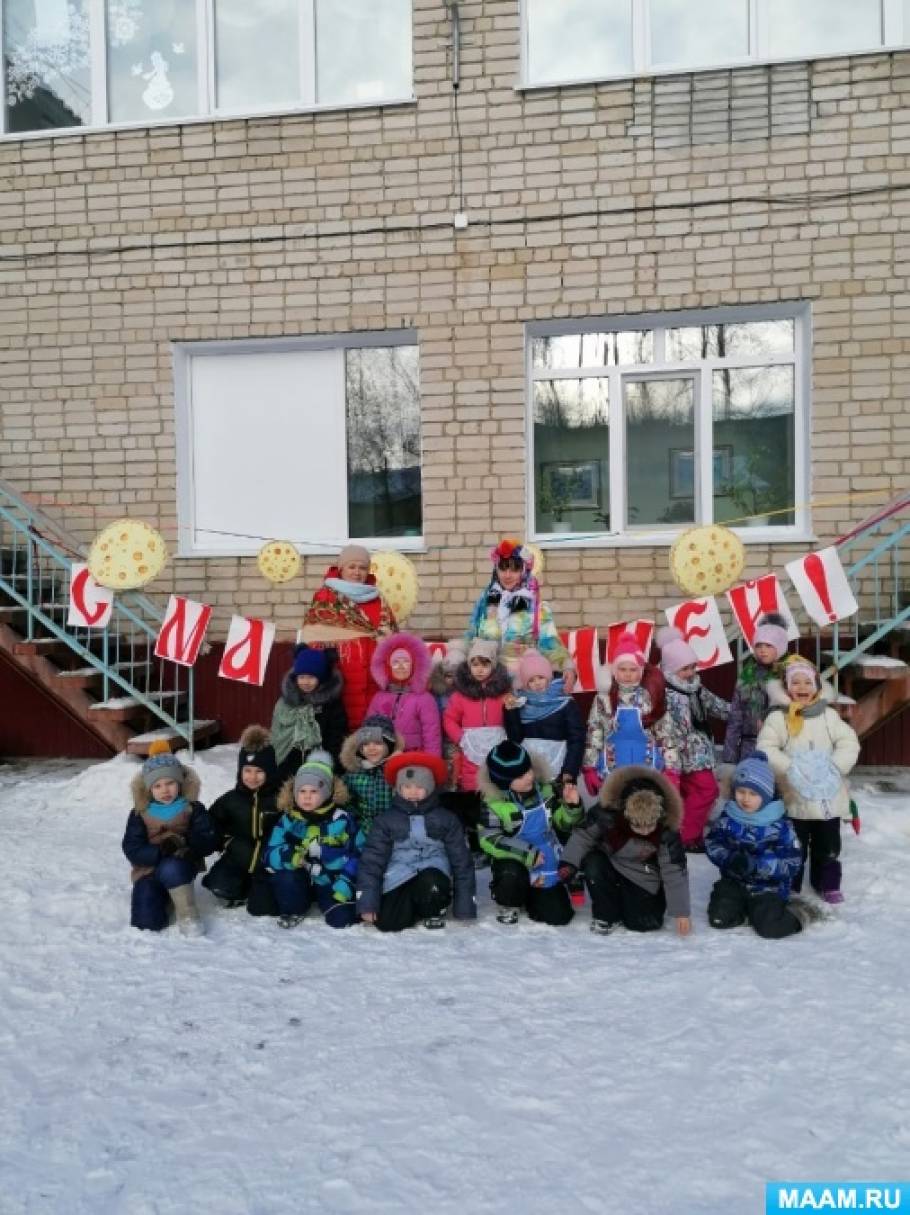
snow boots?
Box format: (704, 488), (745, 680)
(169, 884), (205, 937)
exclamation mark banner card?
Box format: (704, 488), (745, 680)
(785, 547), (858, 627)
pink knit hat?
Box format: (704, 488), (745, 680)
(611, 631), (646, 671)
(657, 625), (698, 676)
(752, 612), (789, 659)
(516, 649), (553, 689)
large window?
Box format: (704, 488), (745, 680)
(2, 0), (413, 135)
(528, 307), (807, 543)
(175, 334), (421, 556)
(523, 0), (910, 86)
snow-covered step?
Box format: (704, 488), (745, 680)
(125, 720), (219, 756)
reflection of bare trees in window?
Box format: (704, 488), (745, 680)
(346, 346), (421, 535)
(533, 379), (609, 428)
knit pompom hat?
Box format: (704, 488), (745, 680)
(142, 739), (185, 791)
(354, 714), (397, 756)
(753, 612), (789, 659)
(656, 625), (698, 676)
(486, 740), (533, 791)
(236, 724), (278, 785)
(292, 749), (335, 803)
(516, 648), (553, 689)
(292, 645), (329, 682)
(611, 631), (646, 672)
(782, 654), (819, 689)
(732, 749), (775, 808)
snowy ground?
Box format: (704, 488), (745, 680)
(1, 750), (909, 1215)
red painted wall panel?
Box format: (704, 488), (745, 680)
(0, 653), (112, 759)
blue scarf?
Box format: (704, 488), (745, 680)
(148, 795), (189, 822)
(324, 577), (380, 603)
(519, 680), (571, 723)
(726, 797), (786, 828)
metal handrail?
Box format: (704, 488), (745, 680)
(0, 480), (197, 754)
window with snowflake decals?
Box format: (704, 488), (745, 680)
(2, 0), (414, 135)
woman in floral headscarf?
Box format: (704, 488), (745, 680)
(300, 544), (397, 731)
(465, 538), (576, 692)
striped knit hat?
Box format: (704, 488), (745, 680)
(486, 740), (533, 791)
(733, 749), (775, 807)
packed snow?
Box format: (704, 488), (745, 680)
(1, 749), (909, 1215)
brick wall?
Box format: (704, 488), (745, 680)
(1, 1), (909, 643)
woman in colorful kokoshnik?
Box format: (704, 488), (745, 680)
(300, 544), (397, 732)
(465, 538), (576, 691)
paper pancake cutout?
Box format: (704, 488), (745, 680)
(669, 525), (745, 597)
(257, 540), (301, 585)
(87, 519), (168, 590)
(370, 550), (419, 623)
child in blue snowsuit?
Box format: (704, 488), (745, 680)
(705, 750), (812, 939)
(122, 740), (218, 934)
(264, 750), (364, 929)
(477, 740), (584, 925)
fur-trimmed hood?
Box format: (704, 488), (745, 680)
(765, 677), (836, 713)
(452, 660), (512, 700)
(276, 774), (349, 813)
(475, 751), (551, 802)
(370, 631), (432, 692)
(131, 765), (201, 813)
(598, 764), (683, 832)
(339, 727), (405, 774)
(279, 666), (344, 708)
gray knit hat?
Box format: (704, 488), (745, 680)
(141, 741), (185, 792)
(394, 764), (436, 796)
(468, 637), (498, 664)
(293, 749), (335, 803)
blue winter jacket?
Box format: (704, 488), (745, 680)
(356, 792), (476, 918)
(264, 801), (364, 903)
(705, 800), (803, 899)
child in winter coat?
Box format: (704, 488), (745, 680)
(581, 631), (678, 796)
(558, 766), (691, 936)
(270, 645), (348, 783)
(366, 632), (442, 755)
(339, 713), (403, 836)
(658, 626), (730, 852)
(723, 613), (790, 766)
(706, 750), (812, 938)
(122, 740), (218, 935)
(757, 655), (860, 904)
(478, 740), (584, 926)
(201, 725), (281, 917)
(263, 750), (364, 929)
(429, 639), (467, 790)
(443, 637), (512, 795)
(504, 649), (585, 788)
(356, 752), (476, 932)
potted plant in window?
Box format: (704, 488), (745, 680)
(718, 454), (787, 526)
(537, 468), (576, 533)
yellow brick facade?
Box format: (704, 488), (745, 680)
(1, 3), (909, 640)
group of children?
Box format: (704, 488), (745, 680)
(122, 609), (861, 940)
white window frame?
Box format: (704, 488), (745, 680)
(519, 0), (910, 89)
(0, 0), (414, 139)
(173, 330), (423, 558)
(525, 302), (812, 549)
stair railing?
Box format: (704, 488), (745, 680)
(0, 481), (198, 754)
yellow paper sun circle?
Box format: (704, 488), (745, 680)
(669, 525), (745, 597)
(87, 519), (168, 590)
(257, 540), (302, 585)
(370, 550), (419, 623)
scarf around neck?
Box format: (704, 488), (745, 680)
(519, 681), (570, 723)
(148, 795), (189, 822)
(324, 577), (379, 603)
(726, 797), (786, 828)
(785, 692), (821, 738)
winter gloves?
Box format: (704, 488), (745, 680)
(157, 832), (188, 858)
(726, 851), (752, 879)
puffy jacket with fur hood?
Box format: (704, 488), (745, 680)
(756, 679), (860, 822)
(561, 765), (690, 917)
(366, 632), (442, 755)
(339, 726), (405, 834)
(443, 660), (512, 791)
(122, 765), (218, 883)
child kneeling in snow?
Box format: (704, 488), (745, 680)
(478, 740), (583, 926)
(202, 725), (281, 917)
(705, 750), (812, 938)
(558, 766), (691, 935)
(122, 740), (218, 935)
(757, 655), (860, 905)
(264, 750), (363, 929)
(356, 752), (476, 932)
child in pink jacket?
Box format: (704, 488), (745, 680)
(443, 638), (512, 794)
(366, 632), (442, 756)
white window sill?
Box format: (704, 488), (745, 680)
(531, 528), (816, 550)
(176, 538), (427, 560)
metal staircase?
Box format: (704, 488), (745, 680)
(0, 481), (217, 756)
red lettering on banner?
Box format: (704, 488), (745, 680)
(726, 575), (797, 648)
(218, 615), (275, 686)
(785, 546), (858, 628)
(154, 595), (213, 668)
(68, 564), (113, 628)
(665, 597), (733, 670)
